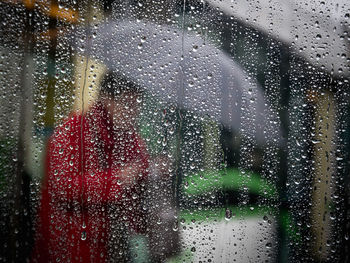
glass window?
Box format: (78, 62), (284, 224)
(0, 0), (349, 262)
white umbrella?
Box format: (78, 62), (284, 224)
(73, 20), (282, 145)
(205, 0), (350, 78)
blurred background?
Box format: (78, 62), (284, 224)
(0, 0), (349, 262)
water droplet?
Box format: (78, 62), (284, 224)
(172, 220), (178, 231)
(81, 231), (87, 241)
(225, 208), (232, 221)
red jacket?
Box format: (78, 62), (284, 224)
(32, 102), (149, 263)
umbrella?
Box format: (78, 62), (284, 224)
(72, 19), (281, 145)
(205, 0), (350, 78)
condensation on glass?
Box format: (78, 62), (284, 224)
(0, 0), (349, 262)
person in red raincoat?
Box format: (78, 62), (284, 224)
(31, 72), (149, 262)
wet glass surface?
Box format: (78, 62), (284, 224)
(0, 0), (349, 262)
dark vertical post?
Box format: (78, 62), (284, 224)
(11, 3), (34, 262)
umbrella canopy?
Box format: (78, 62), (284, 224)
(72, 20), (281, 145)
(205, 0), (350, 78)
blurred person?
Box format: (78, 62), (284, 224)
(31, 71), (149, 263)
